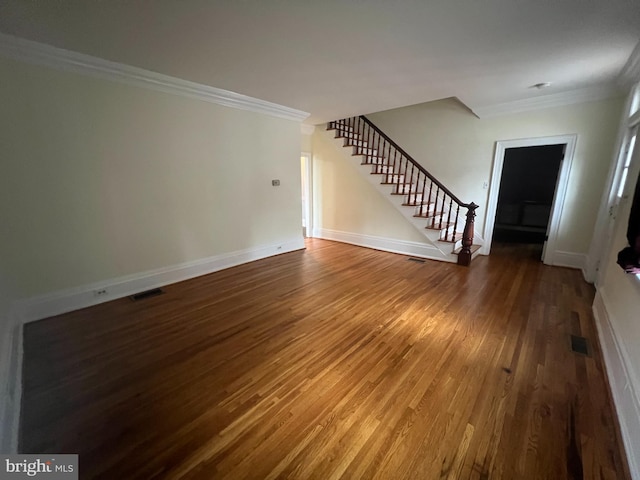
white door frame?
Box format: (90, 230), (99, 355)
(301, 152), (313, 237)
(482, 134), (577, 265)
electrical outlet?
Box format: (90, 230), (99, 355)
(272, 179), (280, 186)
(94, 288), (108, 297)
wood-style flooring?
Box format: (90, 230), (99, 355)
(20, 239), (629, 479)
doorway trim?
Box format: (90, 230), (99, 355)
(301, 152), (313, 238)
(482, 134), (577, 265)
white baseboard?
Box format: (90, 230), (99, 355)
(1, 237), (304, 454)
(0, 310), (22, 453)
(14, 238), (305, 324)
(313, 228), (455, 262)
(551, 250), (588, 275)
(593, 291), (640, 479)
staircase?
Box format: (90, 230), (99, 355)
(327, 116), (481, 266)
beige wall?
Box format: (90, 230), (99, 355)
(301, 131), (313, 153)
(367, 97), (624, 254)
(0, 56), (303, 300)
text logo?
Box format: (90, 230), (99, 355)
(0, 455), (77, 479)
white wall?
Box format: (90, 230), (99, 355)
(366, 97), (624, 257)
(592, 87), (640, 478)
(0, 55), (304, 449)
(0, 55), (304, 300)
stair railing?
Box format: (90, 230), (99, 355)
(329, 116), (478, 266)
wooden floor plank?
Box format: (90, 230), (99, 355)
(20, 239), (630, 479)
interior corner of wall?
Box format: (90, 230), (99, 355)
(1, 303), (23, 454)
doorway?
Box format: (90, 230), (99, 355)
(493, 145), (564, 245)
(483, 135), (577, 265)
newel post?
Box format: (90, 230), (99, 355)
(457, 202), (478, 267)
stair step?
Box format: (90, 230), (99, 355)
(399, 193), (428, 204)
(391, 190), (424, 196)
(412, 207), (439, 217)
(353, 147), (378, 156)
(344, 139), (368, 147)
(328, 122), (356, 133)
(380, 174), (405, 182)
(438, 233), (464, 243)
(360, 157), (387, 164)
(426, 222), (455, 231)
(371, 165), (395, 174)
(414, 210), (445, 219)
(397, 187), (421, 194)
(338, 132), (362, 140)
(453, 244), (482, 255)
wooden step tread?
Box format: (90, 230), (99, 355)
(327, 123), (355, 131)
(452, 244), (482, 255)
(414, 210), (445, 217)
(413, 210), (442, 218)
(426, 222), (455, 231)
(438, 233), (464, 243)
(391, 188), (423, 194)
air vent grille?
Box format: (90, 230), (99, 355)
(408, 257), (426, 263)
(130, 288), (164, 301)
(570, 335), (590, 356)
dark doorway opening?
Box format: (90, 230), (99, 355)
(492, 144), (564, 245)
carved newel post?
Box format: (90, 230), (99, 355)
(457, 202), (478, 266)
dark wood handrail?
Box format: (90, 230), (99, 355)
(359, 116), (471, 208)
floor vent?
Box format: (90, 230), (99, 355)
(130, 288), (164, 301)
(408, 257), (426, 263)
(570, 335), (590, 356)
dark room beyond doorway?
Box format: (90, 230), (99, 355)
(493, 144), (564, 245)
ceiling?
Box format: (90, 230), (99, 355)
(1, 1), (639, 124)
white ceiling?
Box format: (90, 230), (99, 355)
(1, 1), (639, 124)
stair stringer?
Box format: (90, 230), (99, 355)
(320, 127), (458, 263)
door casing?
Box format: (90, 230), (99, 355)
(482, 134), (577, 265)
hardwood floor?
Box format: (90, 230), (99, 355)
(20, 239), (629, 479)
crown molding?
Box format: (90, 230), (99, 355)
(619, 39), (640, 89)
(0, 33), (309, 122)
(470, 85), (622, 119)
(300, 124), (316, 135)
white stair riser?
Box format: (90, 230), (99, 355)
(384, 174), (405, 184)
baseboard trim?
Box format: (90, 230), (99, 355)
(15, 238), (305, 325)
(593, 290), (640, 479)
(551, 250), (588, 275)
(313, 228), (454, 262)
